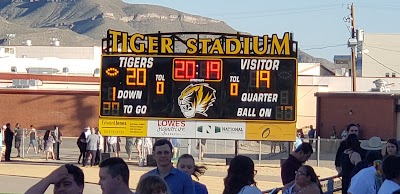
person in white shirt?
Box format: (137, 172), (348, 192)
(107, 136), (118, 157)
(143, 137), (153, 156)
(378, 155), (400, 194)
(348, 160), (383, 194)
(94, 128), (103, 165)
(84, 127), (91, 139)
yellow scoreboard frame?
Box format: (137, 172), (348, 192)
(99, 30), (298, 141)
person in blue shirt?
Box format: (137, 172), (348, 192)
(140, 138), (195, 194)
(177, 154), (208, 194)
(293, 131), (303, 151)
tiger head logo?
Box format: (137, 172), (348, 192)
(178, 83), (216, 118)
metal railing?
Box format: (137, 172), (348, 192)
(172, 137), (342, 165)
(262, 175), (342, 194)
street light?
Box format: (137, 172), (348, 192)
(6, 34), (16, 45)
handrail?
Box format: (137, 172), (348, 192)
(262, 175), (342, 194)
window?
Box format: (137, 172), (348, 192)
(5, 47), (15, 54)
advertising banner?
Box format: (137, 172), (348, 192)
(195, 121), (246, 140)
(245, 122), (296, 141)
(99, 118), (147, 137)
(147, 120), (196, 138)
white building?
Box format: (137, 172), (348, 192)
(360, 33), (400, 77)
(0, 46), (101, 76)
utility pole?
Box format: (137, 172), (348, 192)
(350, 3), (357, 91)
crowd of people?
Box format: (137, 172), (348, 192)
(0, 123), (62, 162)
(75, 126), (155, 167)
(2, 123), (400, 194)
(22, 138), (268, 194)
(333, 124), (400, 194)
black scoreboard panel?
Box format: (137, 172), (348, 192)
(100, 55), (296, 121)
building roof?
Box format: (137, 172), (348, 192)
(315, 91), (400, 99)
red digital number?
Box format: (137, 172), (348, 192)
(185, 60), (196, 79)
(206, 61), (221, 80)
(175, 60), (196, 79)
(174, 60), (185, 79)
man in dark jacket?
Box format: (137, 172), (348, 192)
(4, 123), (14, 161)
(77, 127), (89, 164)
(334, 123), (366, 174)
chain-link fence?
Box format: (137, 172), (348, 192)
(170, 137), (341, 167)
(0, 128), (52, 159)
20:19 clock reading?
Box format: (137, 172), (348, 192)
(173, 59), (222, 81)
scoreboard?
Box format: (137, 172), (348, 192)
(99, 30), (298, 141)
(101, 56), (296, 121)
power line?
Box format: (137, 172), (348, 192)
(219, 6), (342, 20)
(301, 44), (346, 51)
(358, 3), (400, 10)
(363, 44), (400, 53)
(363, 53), (400, 74)
(202, 4), (342, 16)
(298, 77), (325, 101)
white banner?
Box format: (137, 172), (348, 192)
(195, 121), (246, 140)
(147, 120), (196, 138)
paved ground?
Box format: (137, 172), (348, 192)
(0, 137), (339, 194)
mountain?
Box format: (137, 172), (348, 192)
(0, 0), (334, 72)
(298, 51), (334, 71)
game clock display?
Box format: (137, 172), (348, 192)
(100, 55), (296, 122)
(173, 59), (222, 81)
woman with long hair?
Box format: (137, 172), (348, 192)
(43, 130), (55, 161)
(384, 138), (399, 156)
(340, 134), (362, 194)
(222, 155), (262, 194)
(177, 154), (208, 194)
(283, 165), (322, 194)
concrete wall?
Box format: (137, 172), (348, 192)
(297, 86), (322, 128)
(298, 63), (321, 76)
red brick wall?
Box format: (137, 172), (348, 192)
(0, 89), (99, 137)
(317, 94), (397, 140)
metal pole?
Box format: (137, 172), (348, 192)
(351, 3), (357, 91)
(234, 140), (239, 156)
(198, 139), (201, 161)
(258, 141), (262, 164)
(188, 139), (191, 155)
(224, 140), (226, 154)
(22, 129), (25, 159)
(317, 136), (321, 167)
(214, 140), (217, 153)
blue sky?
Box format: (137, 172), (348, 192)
(124, 0), (400, 61)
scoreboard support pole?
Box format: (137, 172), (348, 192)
(234, 140), (239, 156)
